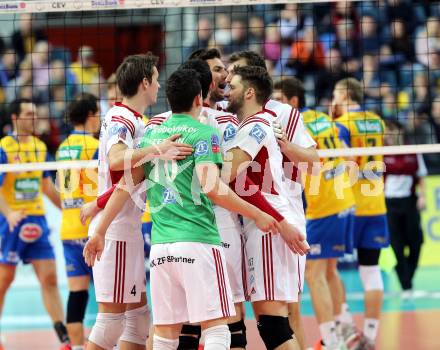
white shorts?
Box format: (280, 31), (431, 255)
(215, 206), (247, 303)
(245, 225), (300, 303)
(93, 239), (146, 303)
(293, 254), (306, 297)
(150, 242), (235, 325)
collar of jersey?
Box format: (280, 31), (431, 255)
(71, 130), (91, 135)
(347, 107), (364, 113)
(171, 113), (193, 119)
(114, 102), (143, 119)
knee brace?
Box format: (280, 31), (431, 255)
(228, 320), (247, 348)
(178, 324), (201, 350)
(202, 325), (231, 350)
(358, 248), (380, 266)
(66, 290), (89, 324)
(153, 335), (179, 350)
(257, 315), (293, 350)
(88, 312), (125, 349)
(120, 305), (150, 345)
(359, 265), (383, 291)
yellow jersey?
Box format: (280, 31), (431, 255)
(302, 108), (355, 219)
(0, 135), (49, 216)
(56, 131), (99, 240)
(335, 109), (386, 216)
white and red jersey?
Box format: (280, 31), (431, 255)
(90, 102), (146, 242)
(224, 110), (292, 216)
(263, 99), (316, 229)
(148, 107), (240, 233)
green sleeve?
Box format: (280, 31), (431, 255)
(193, 129), (223, 166)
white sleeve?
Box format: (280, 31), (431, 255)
(226, 121), (270, 160)
(291, 116), (317, 148)
(416, 153), (428, 177)
(105, 115), (136, 154)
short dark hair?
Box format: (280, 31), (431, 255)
(179, 59), (212, 100)
(67, 92), (98, 126)
(188, 48), (221, 61)
(8, 98), (33, 119)
(335, 78), (363, 104)
(233, 66), (272, 105)
(229, 51), (267, 70)
(166, 69), (202, 113)
(273, 77), (306, 109)
(116, 52), (158, 98)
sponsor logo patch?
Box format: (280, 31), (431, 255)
(249, 124), (266, 144)
(223, 124), (236, 142)
(211, 134), (220, 153)
(19, 223), (43, 243)
(194, 140), (209, 156)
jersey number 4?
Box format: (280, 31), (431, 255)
(131, 285), (136, 296)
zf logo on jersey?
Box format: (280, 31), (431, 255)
(211, 134), (220, 153)
(223, 124), (236, 142)
(163, 188), (177, 204)
(194, 140), (209, 156)
(249, 124), (267, 144)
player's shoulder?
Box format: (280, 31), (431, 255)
(0, 135), (15, 150)
(147, 111), (171, 128)
(31, 136), (47, 151)
(263, 99), (292, 117)
(302, 108), (330, 123)
(204, 107), (239, 126)
(238, 111), (272, 131)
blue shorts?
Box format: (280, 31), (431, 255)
(306, 209), (354, 259)
(63, 239), (93, 278)
(0, 215), (55, 265)
(142, 222), (152, 259)
(354, 215), (390, 249)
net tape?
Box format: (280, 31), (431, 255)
(0, 0), (348, 14)
(1, 143), (440, 172)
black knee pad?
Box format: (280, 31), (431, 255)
(178, 324), (201, 350)
(358, 248), (381, 266)
(257, 315), (293, 350)
(66, 290), (89, 324)
(228, 319), (247, 348)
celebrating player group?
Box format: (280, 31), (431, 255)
(0, 49), (389, 350)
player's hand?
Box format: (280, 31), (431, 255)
(417, 195), (426, 211)
(156, 134), (193, 160)
(273, 122), (289, 152)
(6, 210), (26, 232)
(254, 211), (281, 234)
(278, 219), (310, 255)
(80, 200), (101, 226)
(83, 233), (105, 267)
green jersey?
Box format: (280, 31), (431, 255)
(141, 113), (223, 245)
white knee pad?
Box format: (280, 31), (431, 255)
(119, 304), (150, 345)
(88, 312), (125, 349)
(202, 325), (231, 350)
(359, 265), (384, 291)
(152, 335), (178, 350)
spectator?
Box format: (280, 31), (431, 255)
(0, 49), (19, 83)
(6, 58), (32, 103)
(288, 26), (325, 79)
(213, 14), (231, 48)
(334, 18), (360, 62)
(99, 73), (121, 117)
(49, 59), (77, 102)
(264, 25), (282, 63)
(384, 119), (426, 296)
(223, 19), (248, 54)
(31, 41), (51, 102)
(359, 14), (381, 54)
(314, 47), (350, 104)
(70, 46), (102, 96)
(278, 4), (303, 43)
(184, 18), (212, 58)
(389, 18), (414, 61)
(415, 16), (440, 67)
(11, 13), (47, 63)
(386, 0), (422, 35)
(248, 16), (265, 53)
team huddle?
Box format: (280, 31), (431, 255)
(0, 49), (389, 350)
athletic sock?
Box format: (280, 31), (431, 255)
(340, 303), (354, 324)
(72, 346), (85, 350)
(153, 335), (179, 350)
(319, 321), (338, 350)
(202, 325), (231, 350)
(54, 321), (70, 344)
(363, 318), (379, 343)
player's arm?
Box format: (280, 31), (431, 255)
(108, 134), (193, 171)
(196, 162), (280, 235)
(0, 149), (26, 230)
(83, 166), (145, 266)
(42, 176), (62, 209)
(273, 121), (319, 174)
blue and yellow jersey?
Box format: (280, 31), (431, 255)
(302, 108), (355, 219)
(141, 115), (152, 225)
(56, 131), (99, 240)
(0, 135), (50, 216)
(335, 109), (386, 216)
